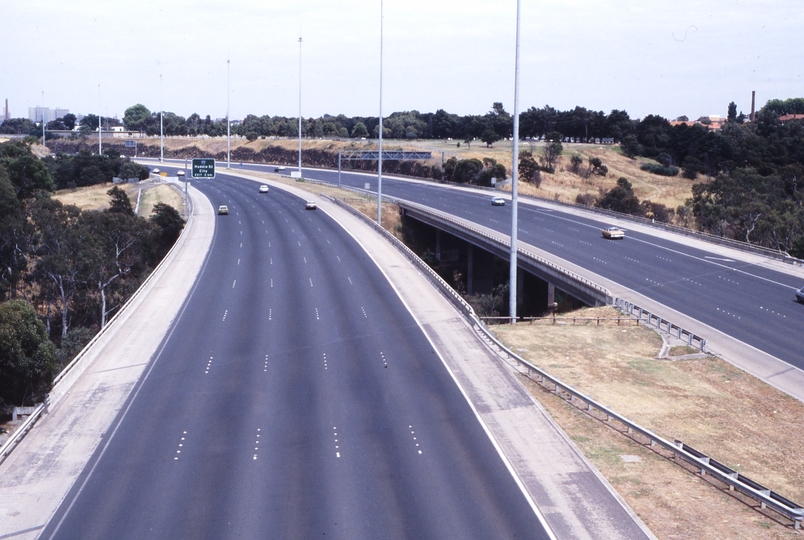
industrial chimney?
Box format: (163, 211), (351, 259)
(750, 91), (756, 122)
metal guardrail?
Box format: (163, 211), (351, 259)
(616, 299), (707, 351)
(327, 191), (803, 529)
(476, 328), (804, 529)
(0, 182), (196, 466)
(357, 189), (614, 301)
(0, 403), (45, 463)
(326, 195), (478, 318)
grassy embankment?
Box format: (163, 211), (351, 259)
(85, 136), (695, 213)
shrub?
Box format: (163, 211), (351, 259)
(640, 162), (679, 176)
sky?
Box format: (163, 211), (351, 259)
(1, 0), (801, 123)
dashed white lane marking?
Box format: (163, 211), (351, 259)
(222, 310), (228, 321)
(240, 242), (243, 248)
(348, 277), (353, 285)
(174, 431), (187, 460)
(232, 280), (237, 288)
(326, 239), (331, 245)
(315, 308), (320, 320)
(205, 356), (213, 374)
(323, 353), (328, 370)
(237, 258), (240, 265)
(361, 306), (367, 318)
(240, 230), (243, 236)
(291, 228), (295, 233)
(592, 257), (608, 264)
(264, 354), (269, 372)
(268, 309), (272, 321)
(268, 242), (271, 247)
(270, 257), (273, 265)
(309, 278), (314, 287)
(759, 306), (786, 318)
(719, 275), (739, 285)
(681, 277), (703, 286)
(297, 241), (301, 246)
(239, 221), (242, 225)
(253, 428), (261, 460)
(336, 256), (341, 262)
(285, 218), (289, 223)
(380, 351), (387, 368)
(333, 427), (340, 457)
(262, 220), (265, 224)
(270, 279), (274, 288)
(409, 425), (422, 455)
(716, 307), (741, 319)
(644, 278), (663, 287)
(317, 227), (321, 232)
(303, 256), (307, 264)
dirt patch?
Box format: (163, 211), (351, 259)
(491, 306), (803, 539)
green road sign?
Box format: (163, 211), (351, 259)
(192, 158), (216, 178)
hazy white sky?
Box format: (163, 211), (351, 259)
(1, 0), (800, 122)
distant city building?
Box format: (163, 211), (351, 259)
(28, 106), (70, 123)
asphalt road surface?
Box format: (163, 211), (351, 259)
(41, 173), (549, 539)
(216, 161), (803, 373)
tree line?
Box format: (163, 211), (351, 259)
(0, 140), (184, 410)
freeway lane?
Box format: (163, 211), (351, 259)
(229, 162), (802, 372)
(42, 173), (548, 539)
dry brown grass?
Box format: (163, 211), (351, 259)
(53, 182), (184, 218)
(492, 306), (803, 539)
(131, 137), (695, 212)
(137, 184), (185, 218)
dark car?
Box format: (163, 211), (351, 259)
(796, 286), (804, 303)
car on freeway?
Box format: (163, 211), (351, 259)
(601, 226), (625, 239)
(274, 166), (286, 173)
(259, 185), (269, 193)
(491, 196), (506, 206)
(796, 286), (804, 303)
(177, 170), (185, 177)
(217, 205), (229, 215)
(152, 168), (160, 174)
(305, 201), (317, 210)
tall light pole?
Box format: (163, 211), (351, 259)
(508, 0), (522, 323)
(98, 84), (102, 155)
(377, 0), (384, 225)
(41, 91), (45, 148)
(159, 74), (164, 163)
(297, 37), (303, 177)
(227, 58), (231, 169)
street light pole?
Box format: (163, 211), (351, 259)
(41, 91), (45, 148)
(98, 84), (102, 155)
(159, 74), (164, 163)
(298, 37), (303, 177)
(377, 0), (383, 225)
(227, 59), (231, 169)
(508, 0), (522, 323)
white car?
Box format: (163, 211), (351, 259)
(601, 226), (625, 239)
(152, 168), (160, 174)
(259, 185), (269, 193)
(491, 197), (506, 206)
(305, 201), (317, 210)
(177, 170), (185, 177)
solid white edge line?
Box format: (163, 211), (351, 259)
(323, 208), (558, 540)
(45, 193), (220, 540)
